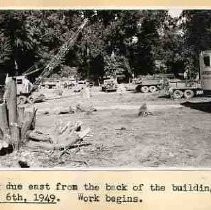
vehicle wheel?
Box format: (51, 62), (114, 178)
(149, 86), (157, 93)
(173, 90), (183, 99)
(27, 95), (34, 104)
(184, 89), (194, 99)
(157, 84), (162, 90)
(135, 85), (141, 92)
(141, 86), (149, 93)
(17, 96), (27, 105)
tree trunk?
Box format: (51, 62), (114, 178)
(7, 79), (18, 125)
(6, 79), (20, 149)
(0, 103), (10, 137)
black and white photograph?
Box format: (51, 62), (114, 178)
(0, 9), (210, 168)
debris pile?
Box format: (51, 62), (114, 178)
(26, 120), (91, 151)
(0, 79), (92, 167)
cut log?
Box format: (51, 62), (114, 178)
(26, 140), (89, 150)
(26, 127), (91, 151)
(0, 103), (10, 137)
(26, 130), (52, 143)
(53, 106), (74, 115)
(75, 103), (97, 113)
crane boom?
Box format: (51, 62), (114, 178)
(25, 18), (88, 88)
(23, 51), (54, 76)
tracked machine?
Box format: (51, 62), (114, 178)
(5, 18), (89, 105)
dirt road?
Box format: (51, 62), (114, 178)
(1, 88), (211, 168)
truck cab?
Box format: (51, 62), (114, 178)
(5, 75), (34, 104)
(200, 50), (211, 95)
(15, 76), (33, 95)
(101, 78), (118, 92)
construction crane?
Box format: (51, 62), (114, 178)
(25, 18), (88, 87)
(11, 18), (89, 104)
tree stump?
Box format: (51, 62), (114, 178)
(0, 78), (35, 151)
(0, 103), (10, 136)
(0, 77), (91, 158)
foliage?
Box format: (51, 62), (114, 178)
(1, 10), (211, 82)
(0, 33), (11, 64)
(104, 54), (131, 77)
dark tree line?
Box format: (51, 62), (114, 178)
(0, 10), (211, 84)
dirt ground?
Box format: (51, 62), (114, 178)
(1, 87), (211, 168)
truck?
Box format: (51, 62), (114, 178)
(167, 50), (211, 99)
(14, 75), (34, 104)
(134, 75), (164, 93)
(40, 78), (59, 89)
(167, 79), (202, 99)
(101, 79), (118, 92)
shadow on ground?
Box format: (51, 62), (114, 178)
(158, 95), (170, 99)
(181, 101), (211, 113)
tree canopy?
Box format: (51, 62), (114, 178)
(0, 10), (211, 83)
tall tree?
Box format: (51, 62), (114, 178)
(182, 10), (211, 76)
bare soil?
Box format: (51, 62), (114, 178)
(1, 87), (211, 168)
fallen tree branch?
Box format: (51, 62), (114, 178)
(0, 77), (92, 156)
(26, 140), (91, 151)
(26, 127), (91, 151)
(26, 130), (52, 143)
